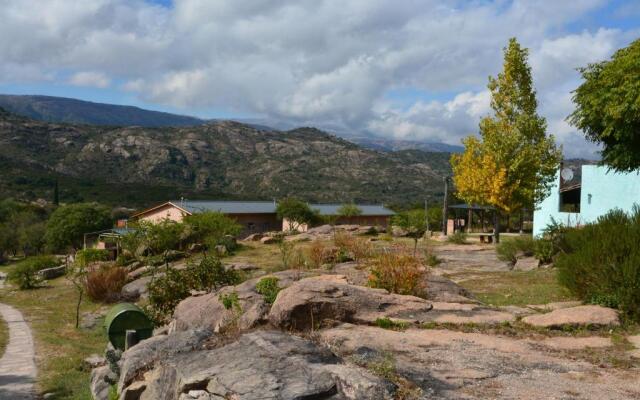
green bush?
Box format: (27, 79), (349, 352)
(496, 236), (535, 264)
(446, 232), (468, 244)
(555, 208), (640, 322)
(533, 239), (555, 264)
(147, 255), (242, 323)
(75, 248), (109, 267)
(256, 277), (281, 304)
(7, 255), (59, 289)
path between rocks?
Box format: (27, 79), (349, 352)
(0, 303), (37, 399)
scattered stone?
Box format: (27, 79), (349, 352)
(84, 354), (106, 369)
(526, 301), (583, 311)
(121, 275), (156, 300)
(80, 311), (104, 330)
(37, 265), (66, 279)
(537, 336), (612, 350)
(268, 275), (434, 330)
(243, 233), (264, 241)
(522, 305), (620, 328)
(513, 256), (539, 271)
(127, 265), (149, 280)
(224, 263), (259, 272)
(260, 236), (279, 244)
(306, 224), (333, 235)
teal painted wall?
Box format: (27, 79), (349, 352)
(533, 165), (640, 236)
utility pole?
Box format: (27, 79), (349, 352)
(442, 177), (449, 236)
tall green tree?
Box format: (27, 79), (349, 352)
(276, 198), (317, 231)
(569, 39), (640, 171)
(45, 203), (112, 252)
(451, 38), (561, 241)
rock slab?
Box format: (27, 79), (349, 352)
(522, 305), (620, 328)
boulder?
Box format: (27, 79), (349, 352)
(37, 265), (66, 279)
(224, 263), (259, 273)
(84, 354), (106, 369)
(260, 236), (279, 244)
(268, 275), (434, 330)
(513, 256), (539, 271)
(243, 233), (264, 241)
(80, 311), (105, 330)
(306, 224), (333, 235)
(121, 275), (156, 300)
(127, 266), (150, 280)
(122, 330), (393, 400)
(118, 329), (212, 393)
(91, 365), (116, 400)
(391, 226), (408, 237)
(173, 270), (311, 333)
(521, 305), (620, 328)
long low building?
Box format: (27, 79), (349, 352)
(130, 200), (394, 234)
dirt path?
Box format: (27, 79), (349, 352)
(0, 303), (36, 399)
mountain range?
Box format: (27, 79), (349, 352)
(0, 94), (462, 153)
(0, 105), (452, 207)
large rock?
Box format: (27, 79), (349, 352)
(38, 265), (66, 279)
(173, 270), (311, 333)
(91, 365), (116, 400)
(118, 329), (211, 393)
(123, 330), (393, 400)
(268, 275), (434, 330)
(121, 275), (156, 300)
(513, 256), (539, 271)
(521, 305), (620, 328)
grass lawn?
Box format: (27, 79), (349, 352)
(0, 265), (108, 400)
(0, 311), (7, 357)
(450, 268), (576, 307)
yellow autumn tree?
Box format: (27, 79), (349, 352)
(451, 38), (562, 238)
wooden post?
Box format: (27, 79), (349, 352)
(481, 209), (485, 232)
(493, 210), (500, 244)
(125, 330), (138, 351)
(442, 178), (449, 235)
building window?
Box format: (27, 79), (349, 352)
(559, 187), (581, 213)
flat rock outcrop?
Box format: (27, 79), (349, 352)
(119, 330), (394, 400)
(268, 275), (434, 330)
(521, 305), (620, 328)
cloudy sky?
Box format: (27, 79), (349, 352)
(1, 0), (638, 158)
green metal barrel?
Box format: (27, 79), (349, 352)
(104, 303), (154, 350)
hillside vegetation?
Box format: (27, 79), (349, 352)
(0, 108), (451, 206)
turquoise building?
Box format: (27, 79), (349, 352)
(533, 163), (640, 236)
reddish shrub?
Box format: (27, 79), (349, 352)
(368, 252), (427, 297)
(85, 264), (128, 303)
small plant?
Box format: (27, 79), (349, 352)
(333, 231), (373, 264)
(256, 277), (281, 304)
(85, 264), (127, 302)
(7, 255), (59, 289)
(375, 317), (409, 331)
(446, 232), (468, 244)
(422, 243), (441, 267)
(305, 240), (330, 269)
(496, 236), (535, 264)
(368, 252), (427, 297)
(219, 291), (241, 311)
(533, 238), (555, 264)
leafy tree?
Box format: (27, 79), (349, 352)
(337, 203), (362, 218)
(139, 220), (185, 269)
(276, 198), (317, 232)
(184, 211), (242, 252)
(45, 203), (112, 252)
(451, 38), (561, 241)
(393, 209), (428, 255)
(569, 39), (640, 171)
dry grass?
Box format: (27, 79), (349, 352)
(368, 252), (427, 297)
(0, 313), (7, 357)
(0, 263), (107, 400)
(85, 264), (127, 302)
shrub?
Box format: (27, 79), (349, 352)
(184, 255), (241, 291)
(147, 255), (242, 323)
(533, 238), (555, 264)
(496, 236), (535, 264)
(555, 208), (640, 321)
(76, 248), (109, 267)
(333, 231), (373, 263)
(305, 240), (330, 269)
(7, 255), (59, 289)
(219, 291), (240, 311)
(256, 277), (281, 304)
(446, 232), (468, 244)
(85, 264), (127, 302)
(368, 252), (427, 297)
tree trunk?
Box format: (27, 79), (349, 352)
(493, 211), (501, 243)
(75, 289), (83, 329)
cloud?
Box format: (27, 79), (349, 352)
(68, 71), (111, 88)
(0, 0), (631, 158)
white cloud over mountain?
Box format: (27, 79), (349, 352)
(0, 0), (636, 158)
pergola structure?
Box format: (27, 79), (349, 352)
(83, 227), (135, 259)
(447, 203), (496, 234)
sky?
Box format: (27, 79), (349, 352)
(0, 0), (638, 158)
